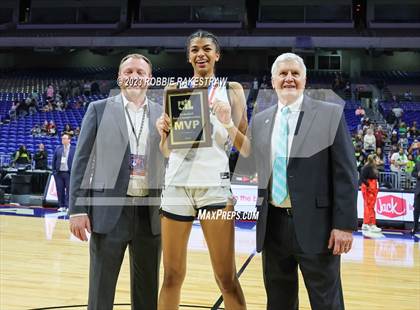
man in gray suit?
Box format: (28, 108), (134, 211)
(241, 53), (358, 310)
(69, 54), (164, 310)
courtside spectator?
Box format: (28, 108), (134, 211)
(62, 124), (74, 137)
(399, 122), (408, 136)
(353, 130), (364, 149)
(360, 118), (371, 132)
(364, 129), (376, 153)
(354, 144), (365, 159)
(83, 80), (91, 96)
(42, 99), (54, 112)
(404, 90), (413, 101)
(31, 90), (39, 103)
(70, 80), (81, 97)
(46, 84), (54, 101)
(386, 110), (397, 127)
(73, 126), (80, 137)
(260, 75), (268, 89)
(374, 125), (386, 149)
(52, 134), (75, 212)
(408, 140), (420, 162)
(360, 154), (382, 232)
(55, 94), (66, 111)
(392, 105), (403, 125)
(391, 95), (398, 104)
(406, 154), (416, 175)
(24, 96), (32, 111)
(31, 124), (42, 137)
(12, 145), (31, 167)
(9, 101), (18, 120)
(91, 80), (100, 95)
(41, 120), (49, 135)
(28, 98), (37, 115)
(409, 121), (418, 138)
(355, 105), (365, 121)
(390, 131), (399, 146)
(48, 120), (57, 136)
(34, 144), (48, 170)
(250, 77), (259, 102)
(391, 147), (408, 173)
(16, 99), (28, 117)
(398, 133), (409, 150)
(59, 80), (69, 102)
(375, 147), (385, 172)
(357, 154), (366, 174)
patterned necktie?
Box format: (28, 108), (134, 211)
(272, 106), (290, 205)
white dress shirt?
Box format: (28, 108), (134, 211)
(122, 94), (150, 197)
(122, 94), (149, 154)
(59, 145), (70, 171)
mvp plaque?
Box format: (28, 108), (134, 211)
(165, 88), (212, 149)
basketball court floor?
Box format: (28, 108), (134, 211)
(1, 205), (419, 310)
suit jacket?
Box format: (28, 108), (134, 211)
(69, 94), (164, 235)
(412, 161), (420, 196)
(249, 95), (358, 254)
(52, 145), (75, 173)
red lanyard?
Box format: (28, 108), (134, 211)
(208, 82), (218, 106)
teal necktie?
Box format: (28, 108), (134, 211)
(272, 107), (290, 205)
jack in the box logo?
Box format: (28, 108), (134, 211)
(376, 195), (407, 218)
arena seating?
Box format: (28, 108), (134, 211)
(361, 71), (420, 84)
(380, 101), (420, 124)
(0, 89), (106, 166)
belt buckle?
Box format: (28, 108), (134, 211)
(285, 208), (292, 216)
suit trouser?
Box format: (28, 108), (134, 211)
(88, 205), (161, 310)
(262, 205), (344, 310)
(54, 171), (70, 209)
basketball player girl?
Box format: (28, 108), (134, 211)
(156, 30), (248, 310)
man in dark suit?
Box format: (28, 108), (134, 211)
(69, 54), (164, 310)
(411, 161), (420, 234)
(52, 133), (75, 211)
(242, 53), (358, 310)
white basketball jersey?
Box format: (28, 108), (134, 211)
(165, 83), (231, 187)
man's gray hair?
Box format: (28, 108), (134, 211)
(271, 53), (307, 78)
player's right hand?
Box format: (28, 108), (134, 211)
(156, 113), (171, 138)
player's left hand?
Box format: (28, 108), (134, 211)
(211, 98), (232, 125)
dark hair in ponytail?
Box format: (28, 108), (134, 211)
(186, 30), (221, 59)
